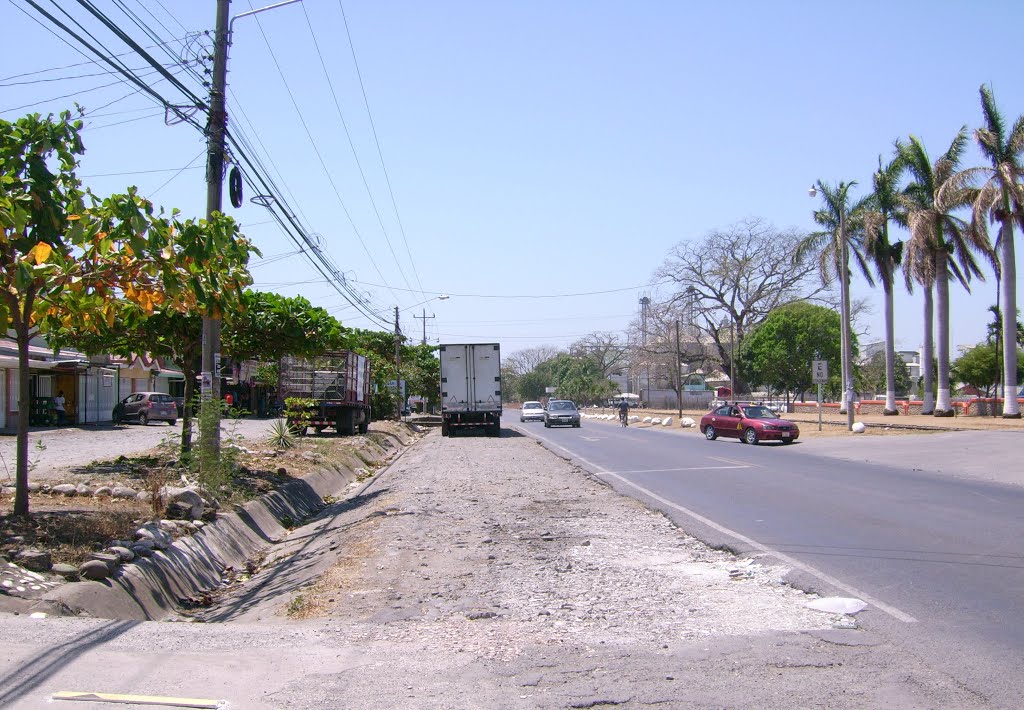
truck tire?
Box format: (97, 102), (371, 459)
(441, 421), (449, 437)
(337, 410), (356, 436)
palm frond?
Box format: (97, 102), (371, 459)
(979, 84), (1007, 155)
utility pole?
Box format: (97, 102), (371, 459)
(414, 308), (435, 345)
(200, 0), (230, 458)
(394, 306), (402, 420)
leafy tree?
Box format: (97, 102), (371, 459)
(401, 343), (441, 411)
(966, 85), (1024, 417)
(222, 290), (346, 362)
(798, 180), (870, 415)
(47, 212), (258, 457)
(951, 343), (1024, 398)
(739, 302), (847, 403)
(655, 218), (825, 393)
(864, 152), (907, 414)
(859, 351), (911, 399)
(536, 354), (616, 405)
(900, 130), (992, 416)
(2, 112), (239, 515)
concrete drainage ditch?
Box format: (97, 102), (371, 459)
(26, 428), (417, 621)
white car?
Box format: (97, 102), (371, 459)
(520, 401), (545, 422)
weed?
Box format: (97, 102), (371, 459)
(266, 419), (296, 449)
(286, 593), (307, 616)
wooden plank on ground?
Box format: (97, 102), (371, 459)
(51, 690), (223, 708)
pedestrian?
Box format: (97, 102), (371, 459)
(53, 390), (66, 425)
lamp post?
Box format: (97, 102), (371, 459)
(809, 183), (855, 432)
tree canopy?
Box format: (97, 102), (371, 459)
(739, 302), (848, 402)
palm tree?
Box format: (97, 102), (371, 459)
(797, 180), (869, 419)
(863, 152), (907, 415)
(900, 129), (991, 416)
(965, 85), (1024, 418)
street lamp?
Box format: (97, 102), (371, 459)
(808, 183), (855, 432)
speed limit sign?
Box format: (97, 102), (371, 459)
(812, 360), (829, 384)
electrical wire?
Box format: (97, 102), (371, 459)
(337, 0), (426, 300)
(246, 7), (401, 308)
(346, 279), (673, 299)
(301, 2), (420, 302)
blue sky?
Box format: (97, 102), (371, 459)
(4, 1), (1023, 358)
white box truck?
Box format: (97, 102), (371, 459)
(439, 343), (501, 437)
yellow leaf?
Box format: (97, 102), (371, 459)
(161, 246), (174, 260)
(106, 308), (115, 327)
(30, 242), (53, 265)
(67, 214), (81, 221)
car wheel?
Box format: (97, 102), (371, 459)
(139, 412), (149, 426)
(704, 425), (717, 441)
(520, 417), (525, 422)
(743, 427), (759, 445)
(168, 419), (176, 426)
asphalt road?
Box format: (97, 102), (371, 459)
(513, 415), (1024, 708)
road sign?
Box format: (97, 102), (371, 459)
(812, 360), (829, 384)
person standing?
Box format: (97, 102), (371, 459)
(53, 390), (66, 425)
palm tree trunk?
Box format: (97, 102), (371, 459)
(934, 251), (953, 416)
(883, 272), (899, 415)
(1000, 221), (1021, 417)
(921, 284), (935, 415)
(839, 265), (852, 416)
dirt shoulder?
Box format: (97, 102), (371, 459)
(195, 429), (987, 708)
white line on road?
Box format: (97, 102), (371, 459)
(611, 465), (750, 474)
(526, 427), (919, 624)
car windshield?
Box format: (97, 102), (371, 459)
(549, 401), (575, 411)
(742, 406), (777, 419)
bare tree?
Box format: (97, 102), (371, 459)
(503, 345), (564, 377)
(569, 332), (628, 376)
(626, 300), (716, 401)
(654, 218), (826, 393)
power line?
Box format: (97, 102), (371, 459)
(337, 0), (425, 300)
(246, 9), (402, 308)
(301, 2), (420, 302)
(346, 279), (673, 299)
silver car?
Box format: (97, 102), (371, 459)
(544, 400), (581, 428)
(113, 392), (178, 426)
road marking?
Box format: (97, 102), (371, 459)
(611, 465), (749, 474)
(708, 455), (760, 468)
(529, 431), (918, 624)
(580, 436), (602, 441)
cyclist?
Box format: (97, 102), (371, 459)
(617, 399), (630, 427)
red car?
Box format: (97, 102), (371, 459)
(699, 403), (799, 445)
